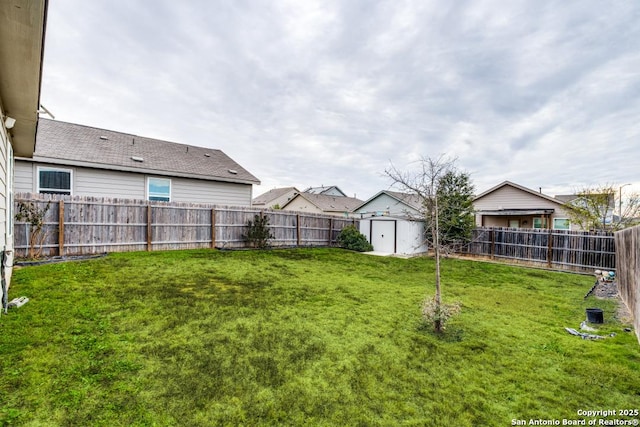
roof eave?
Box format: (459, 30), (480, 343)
(0, 0), (48, 157)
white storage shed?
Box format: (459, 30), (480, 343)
(359, 216), (427, 255)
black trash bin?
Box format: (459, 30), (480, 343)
(586, 308), (604, 324)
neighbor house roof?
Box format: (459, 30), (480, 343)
(0, 0), (48, 157)
(282, 192), (363, 213)
(304, 185), (347, 196)
(25, 119), (260, 185)
(474, 181), (566, 206)
(252, 187), (300, 206)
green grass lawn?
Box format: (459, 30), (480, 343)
(1, 248), (638, 426)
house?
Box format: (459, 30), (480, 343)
(354, 190), (427, 255)
(252, 187), (300, 209)
(15, 119), (260, 206)
(0, 0), (48, 288)
(353, 190), (423, 218)
(281, 192), (363, 217)
(304, 185), (347, 197)
(473, 181), (578, 230)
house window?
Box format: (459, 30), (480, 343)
(533, 217), (548, 229)
(553, 218), (570, 230)
(38, 167), (72, 195)
(147, 177), (171, 202)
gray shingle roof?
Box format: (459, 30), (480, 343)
(285, 193), (363, 212)
(31, 119), (260, 185)
(304, 185), (347, 196)
(252, 187), (300, 205)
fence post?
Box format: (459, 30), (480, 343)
(490, 228), (495, 259)
(58, 200), (65, 256)
(296, 214), (301, 247)
(211, 208), (216, 249)
(547, 227), (553, 268)
(147, 204), (153, 251)
(328, 218), (333, 245)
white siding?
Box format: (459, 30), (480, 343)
(1, 115), (14, 290)
(0, 123), (8, 250)
(359, 216), (427, 255)
(14, 160), (253, 206)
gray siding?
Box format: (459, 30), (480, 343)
(356, 193), (421, 217)
(14, 161), (32, 194)
(14, 160), (253, 206)
(172, 178), (252, 206)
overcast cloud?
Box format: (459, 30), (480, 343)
(40, 0), (640, 200)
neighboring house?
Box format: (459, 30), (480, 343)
(304, 185), (347, 197)
(281, 192), (363, 217)
(473, 181), (578, 231)
(0, 0), (48, 288)
(252, 187), (300, 209)
(354, 190), (427, 255)
(15, 119), (260, 206)
(555, 193), (615, 228)
(353, 190), (423, 218)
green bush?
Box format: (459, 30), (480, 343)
(337, 225), (373, 252)
(243, 213), (274, 248)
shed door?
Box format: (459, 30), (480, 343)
(371, 220), (396, 253)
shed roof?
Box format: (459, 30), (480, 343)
(27, 119), (260, 185)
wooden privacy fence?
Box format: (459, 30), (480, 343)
(462, 227), (616, 272)
(615, 225), (640, 344)
(13, 194), (357, 257)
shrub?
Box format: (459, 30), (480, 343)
(243, 213), (274, 249)
(15, 200), (51, 259)
(337, 225), (373, 252)
(420, 295), (461, 332)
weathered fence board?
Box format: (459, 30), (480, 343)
(615, 225), (640, 344)
(463, 227), (616, 272)
(14, 193), (357, 257)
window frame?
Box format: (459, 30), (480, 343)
(146, 176), (171, 202)
(533, 217), (548, 229)
(37, 166), (73, 195)
(553, 218), (571, 230)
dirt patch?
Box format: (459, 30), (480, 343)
(589, 279), (633, 324)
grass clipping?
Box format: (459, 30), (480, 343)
(421, 295), (461, 332)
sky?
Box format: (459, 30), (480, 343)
(40, 0), (640, 202)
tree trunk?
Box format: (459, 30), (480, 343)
(433, 194), (442, 333)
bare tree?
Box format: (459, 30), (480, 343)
(385, 155), (467, 332)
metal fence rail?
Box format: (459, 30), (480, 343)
(13, 193), (356, 257)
